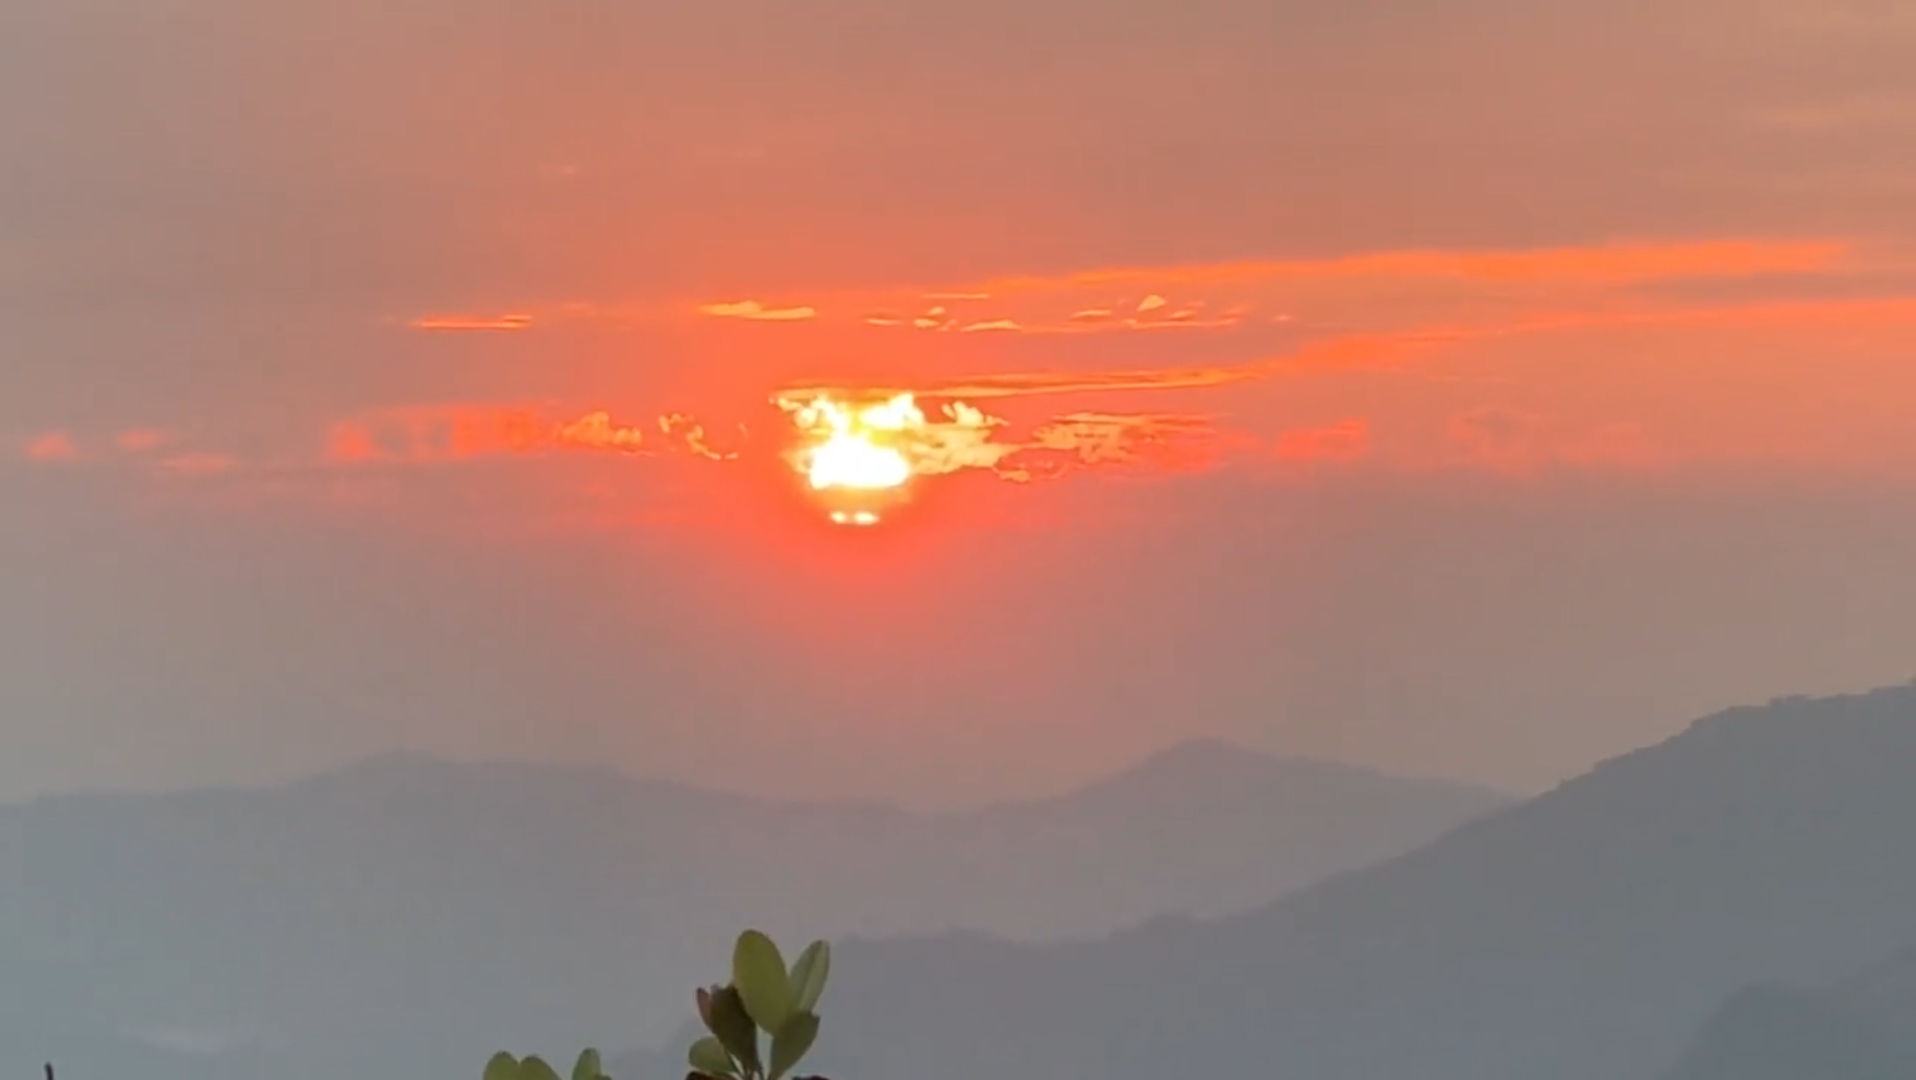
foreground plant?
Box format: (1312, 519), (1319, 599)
(484, 1047), (611, 1080)
(687, 929), (832, 1080)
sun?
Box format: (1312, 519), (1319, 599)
(808, 425), (911, 491)
(777, 393), (920, 525)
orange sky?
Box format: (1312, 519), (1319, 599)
(4, 0), (1916, 806)
(19, 237), (1916, 508)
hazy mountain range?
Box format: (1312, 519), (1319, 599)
(0, 738), (1507, 1078)
(1664, 945), (1916, 1080)
(614, 684), (1916, 1080)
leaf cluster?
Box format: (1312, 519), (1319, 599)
(484, 1048), (611, 1080)
(686, 930), (831, 1080)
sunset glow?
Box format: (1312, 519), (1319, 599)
(798, 398), (914, 491)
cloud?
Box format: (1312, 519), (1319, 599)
(854, 289), (1916, 411)
(322, 403), (744, 466)
(373, 238), (1875, 350)
(807, 332), (1424, 402)
(409, 314), (534, 331)
(1017, 412), (1224, 471)
(696, 300), (816, 321)
(324, 405), (586, 463)
(772, 393), (1015, 481)
(772, 392), (1255, 485)
(715, 238), (1858, 342)
(23, 431), (80, 462)
(972, 240), (1850, 296)
(1123, 300), (1243, 331)
(44, 238), (1911, 531)
(555, 411), (650, 453)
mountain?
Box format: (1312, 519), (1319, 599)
(1664, 946), (1916, 1080)
(0, 740), (1505, 1079)
(726, 684), (1916, 1080)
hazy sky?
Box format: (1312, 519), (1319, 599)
(5, 0), (1915, 808)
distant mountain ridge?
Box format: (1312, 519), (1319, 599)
(1665, 944), (1916, 1080)
(737, 684), (1916, 1080)
(0, 737), (1508, 1080)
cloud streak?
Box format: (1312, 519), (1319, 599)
(29, 236), (1916, 533)
(696, 300), (816, 321)
(972, 240), (1851, 295)
(384, 238), (1862, 341)
(409, 314), (534, 331)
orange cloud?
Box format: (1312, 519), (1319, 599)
(975, 239), (1850, 296)
(409, 314), (533, 331)
(23, 431), (80, 462)
(383, 238), (1883, 350)
(555, 411), (649, 453)
(696, 300), (815, 321)
(655, 413), (745, 460)
(698, 237), (1867, 342)
(324, 403), (744, 466)
(993, 412), (1233, 481)
(1028, 412), (1216, 462)
(1123, 297), (1243, 331)
(857, 291), (1916, 412)
(795, 333), (1422, 403)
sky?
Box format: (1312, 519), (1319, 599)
(4, 0), (1916, 808)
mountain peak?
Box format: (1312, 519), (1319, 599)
(1080, 736), (1508, 806)
(802, 682), (1916, 1080)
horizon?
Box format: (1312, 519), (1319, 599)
(0, 726), (1527, 812)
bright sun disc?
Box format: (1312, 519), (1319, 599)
(808, 430), (911, 491)
(775, 391), (969, 526)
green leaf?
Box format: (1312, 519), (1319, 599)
(732, 930), (793, 1034)
(483, 1052), (520, 1080)
(767, 1011), (819, 1080)
(696, 985), (716, 1030)
(519, 1055), (563, 1080)
(572, 1048), (604, 1080)
(688, 1035), (737, 1078)
(707, 984), (762, 1076)
(787, 940), (831, 1015)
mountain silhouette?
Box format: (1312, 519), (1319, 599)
(1664, 945), (1916, 1080)
(0, 740), (1504, 1079)
(742, 685), (1916, 1080)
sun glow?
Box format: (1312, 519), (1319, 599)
(782, 394), (918, 485)
(808, 429), (911, 491)
(774, 390), (1016, 525)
